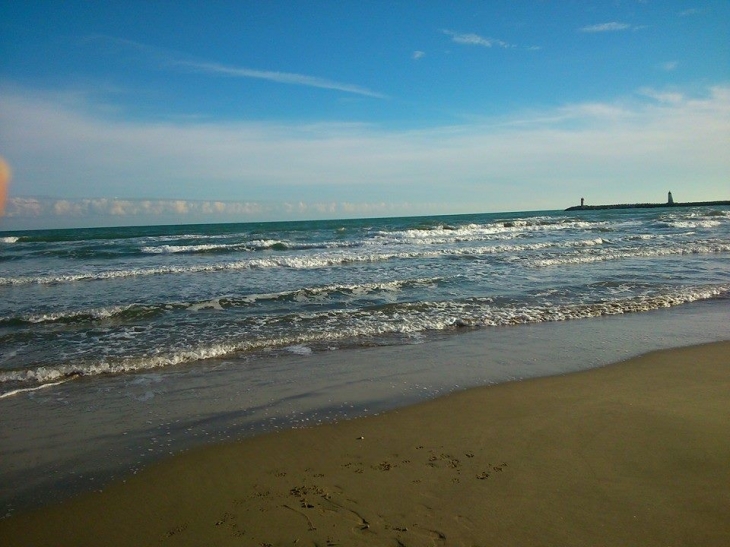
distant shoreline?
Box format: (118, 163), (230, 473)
(565, 200), (730, 211)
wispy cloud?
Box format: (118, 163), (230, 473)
(88, 35), (386, 99)
(638, 87), (684, 104)
(412, 50), (426, 60)
(174, 60), (387, 99)
(660, 61), (679, 72)
(442, 30), (514, 49)
(679, 8), (702, 17)
(579, 22), (644, 33)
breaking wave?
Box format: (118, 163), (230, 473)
(1, 282), (726, 396)
(3, 235), (726, 286)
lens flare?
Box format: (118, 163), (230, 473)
(0, 157), (11, 216)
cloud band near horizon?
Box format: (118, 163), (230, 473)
(1, 84), (728, 229)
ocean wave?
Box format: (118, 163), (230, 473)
(141, 243), (253, 254)
(0, 236), (20, 244)
(3, 234), (726, 286)
(0, 277), (443, 326)
(2, 283), (726, 396)
(0, 248), (500, 285)
(0, 252), (440, 285)
(0, 303), (175, 327)
(369, 218), (606, 246)
(530, 242), (730, 267)
(138, 239), (350, 255)
(227, 277), (443, 307)
(467, 286), (729, 326)
(661, 220), (722, 229)
(0, 305), (129, 326)
(0, 342), (241, 394)
(652, 209), (729, 229)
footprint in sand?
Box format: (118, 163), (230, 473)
(165, 524), (188, 537)
(214, 512), (235, 526)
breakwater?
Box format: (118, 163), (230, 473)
(565, 200), (730, 211)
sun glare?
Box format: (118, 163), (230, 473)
(0, 157), (11, 216)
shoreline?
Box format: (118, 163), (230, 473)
(1, 340), (729, 546)
(1, 299), (729, 518)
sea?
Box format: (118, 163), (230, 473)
(1, 206), (729, 513)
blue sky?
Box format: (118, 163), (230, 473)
(1, 1), (729, 229)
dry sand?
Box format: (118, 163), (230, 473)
(1, 341), (728, 546)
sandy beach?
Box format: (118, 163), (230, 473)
(2, 341), (729, 546)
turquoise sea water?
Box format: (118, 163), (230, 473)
(1, 206), (729, 512)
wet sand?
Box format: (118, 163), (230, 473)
(1, 341), (729, 546)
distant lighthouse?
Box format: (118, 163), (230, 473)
(668, 191), (674, 205)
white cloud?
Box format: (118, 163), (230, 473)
(639, 87), (684, 104)
(442, 30), (513, 49)
(442, 30), (539, 51)
(1, 85), (729, 228)
(660, 61), (679, 71)
(412, 51), (425, 60)
(579, 22), (633, 32)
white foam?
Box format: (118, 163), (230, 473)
(530, 242), (730, 268)
(473, 286), (730, 327)
(0, 377), (75, 399)
(368, 218), (589, 246)
(248, 239), (287, 248)
(0, 236), (19, 244)
(286, 345), (313, 356)
(666, 220), (721, 229)
(140, 238), (295, 254)
(188, 299), (224, 312)
(9, 305), (131, 324)
(141, 243), (240, 254)
(0, 342), (242, 388)
(235, 277), (440, 306)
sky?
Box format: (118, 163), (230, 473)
(1, 1), (729, 230)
